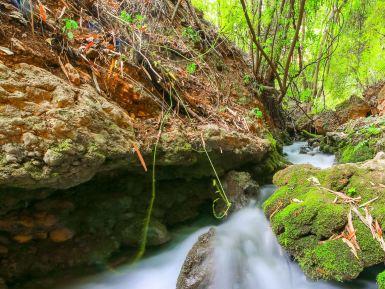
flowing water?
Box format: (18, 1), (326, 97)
(69, 142), (376, 289)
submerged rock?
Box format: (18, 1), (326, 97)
(264, 154), (385, 281)
(177, 228), (215, 289)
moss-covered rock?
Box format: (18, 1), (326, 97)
(377, 271), (385, 289)
(263, 153), (385, 281)
(321, 116), (385, 163)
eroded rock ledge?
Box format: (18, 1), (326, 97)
(0, 62), (283, 286)
(264, 153), (385, 281)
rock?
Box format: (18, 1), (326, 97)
(49, 228), (74, 243)
(117, 219), (170, 247)
(364, 81), (385, 115)
(10, 38), (26, 52)
(64, 63), (81, 86)
(177, 228), (215, 289)
(320, 116), (385, 163)
(0, 245), (8, 255)
(314, 95), (371, 134)
(222, 171), (259, 212)
(264, 158), (385, 281)
(13, 234), (33, 244)
(0, 278), (7, 289)
(43, 149), (64, 167)
(299, 146), (310, 154)
(0, 62), (135, 190)
(21, 132), (38, 147)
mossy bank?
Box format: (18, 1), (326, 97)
(320, 116), (385, 163)
(263, 153), (385, 281)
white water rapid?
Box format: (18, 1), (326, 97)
(69, 142), (376, 289)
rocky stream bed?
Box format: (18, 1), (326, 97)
(33, 142), (379, 289)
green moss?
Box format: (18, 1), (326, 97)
(300, 239), (363, 281)
(312, 203), (347, 238)
(354, 220), (384, 267)
(262, 185), (293, 216)
(377, 271), (385, 289)
(266, 132), (277, 149)
(54, 139), (73, 153)
(265, 161), (385, 282)
(340, 141), (375, 163)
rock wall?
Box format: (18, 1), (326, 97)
(0, 49), (280, 289)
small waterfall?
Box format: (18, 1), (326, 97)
(69, 142), (375, 289)
(212, 206), (336, 289)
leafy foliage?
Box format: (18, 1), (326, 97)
(182, 26), (201, 43)
(192, 0), (385, 110)
(251, 107), (263, 119)
(186, 62), (197, 74)
(62, 19), (78, 40)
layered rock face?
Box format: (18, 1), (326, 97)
(0, 61), (135, 190)
(263, 153), (385, 281)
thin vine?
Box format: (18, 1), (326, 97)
(133, 103), (172, 262)
(200, 134), (232, 219)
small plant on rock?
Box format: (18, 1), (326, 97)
(243, 74), (252, 85)
(186, 62), (197, 75)
(366, 124), (381, 136)
(251, 107), (263, 119)
(347, 187), (357, 197)
(62, 19), (79, 40)
(182, 26), (200, 43)
(120, 10), (133, 23)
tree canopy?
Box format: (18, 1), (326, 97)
(192, 0), (385, 110)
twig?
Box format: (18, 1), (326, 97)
(171, 0), (183, 22)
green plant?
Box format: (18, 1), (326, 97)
(134, 107), (171, 262)
(62, 19), (79, 40)
(377, 270), (385, 289)
(201, 135), (232, 219)
(243, 74), (252, 85)
(120, 10), (133, 23)
(186, 62), (197, 74)
(120, 11), (145, 28)
(251, 107), (263, 119)
(366, 124), (381, 135)
(182, 26), (201, 43)
(347, 187), (357, 197)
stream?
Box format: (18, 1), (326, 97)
(68, 142), (376, 289)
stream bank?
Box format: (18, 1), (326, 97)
(60, 142), (377, 289)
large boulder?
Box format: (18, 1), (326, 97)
(221, 171), (259, 212)
(0, 61), (275, 286)
(263, 153), (385, 281)
(314, 96), (371, 134)
(0, 61), (135, 190)
(177, 228), (215, 289)
(364, 82), (385, 115)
